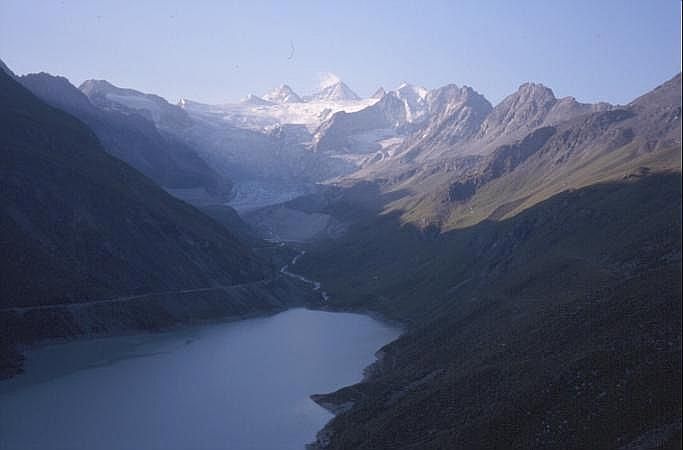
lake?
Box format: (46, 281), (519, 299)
(0, 309), (400, 450)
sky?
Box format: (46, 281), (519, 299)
(0, 0), (680, 105)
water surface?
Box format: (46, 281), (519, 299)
(0, 309), (400, 450)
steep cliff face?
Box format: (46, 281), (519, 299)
(313, 92), (408, 153)
(80, 79), (194, 130)
(396, 84), (493, 161)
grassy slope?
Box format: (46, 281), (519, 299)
(301, 172), (681, 449)
(364, 74), (682, 233)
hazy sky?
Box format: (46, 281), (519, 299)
(1, 0), (680, 105)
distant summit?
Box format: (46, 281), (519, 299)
(309, 80), (361, 102)
(263, 84), (302, 103)
(476, 81), (612, 145)
(393, 82), (430, 122)
(78, 79), (119, 97)
(0, 58), (17, 79)
(241, 94), (275, 106)
(79, 79), (193, 129)
(371, 87), (386, 99)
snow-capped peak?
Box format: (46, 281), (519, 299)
(371, 87), (386, 99)
(241, 94), (275, 106)
(309, 80), (360, 102)
(318, 72), (342, 90)
(390, 82), (430, 123)
(395, 82), (429, 101)
(178, 98), (207, 109)
(263, 84), (302, 104)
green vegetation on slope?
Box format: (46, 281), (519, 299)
(302, 173), (681, 449)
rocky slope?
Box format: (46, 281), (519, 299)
(396, 84), (494, 161)
(80, 79), (193, 131)
(356, 74), (680, 231)
(313, 92), (408, 153)
(263, 84), (303, 103)
(311, 83), (492, 165)
(352, 81), (616, 183)
(20, 73), (231, 202)
(307, 80), (361, 102)
(82, 79), (366, 188)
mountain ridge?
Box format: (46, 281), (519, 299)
(80, 78), (194, 130)
(21, 72), (231, 199)
(307, 80), (361, 102)
(294, 72), (682, 450)
(263, 84), (302, 103)
(0, 68), (270, 309)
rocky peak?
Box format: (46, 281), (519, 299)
(0, 58), (18, 79)
(310, 81), (361, 102)
(79, 79), (192, 130)
(371, 87), (387, 99)
(241, 94), (275, 106)
(476, 82), (558, 143)
(79, 79), (117, 97)
(263, 84), (302, 104)
(628, 72), (682, 112)
(20, 72), (94, 113)
(427, 84), (492, 116)
(401, 84), (493, 154)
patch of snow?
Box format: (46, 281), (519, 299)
(263, 84), (302, 104)
(317, 72), (342, 90)
(180, 97), (379, 132)
(393, 83), (430, 123)
(105, 93), (164, 120)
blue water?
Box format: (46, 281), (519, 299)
(0, 309), (400, 450)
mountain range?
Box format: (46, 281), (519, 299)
(0, 57), (680, 448)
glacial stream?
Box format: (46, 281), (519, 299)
(0, 309), (400, 450)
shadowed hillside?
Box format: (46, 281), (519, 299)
(303, 173), (681, 449)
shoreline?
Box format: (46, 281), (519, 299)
(2, 244), (407, 450)
(280, 253), (410, 450)
(0, 271), (318, 380)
